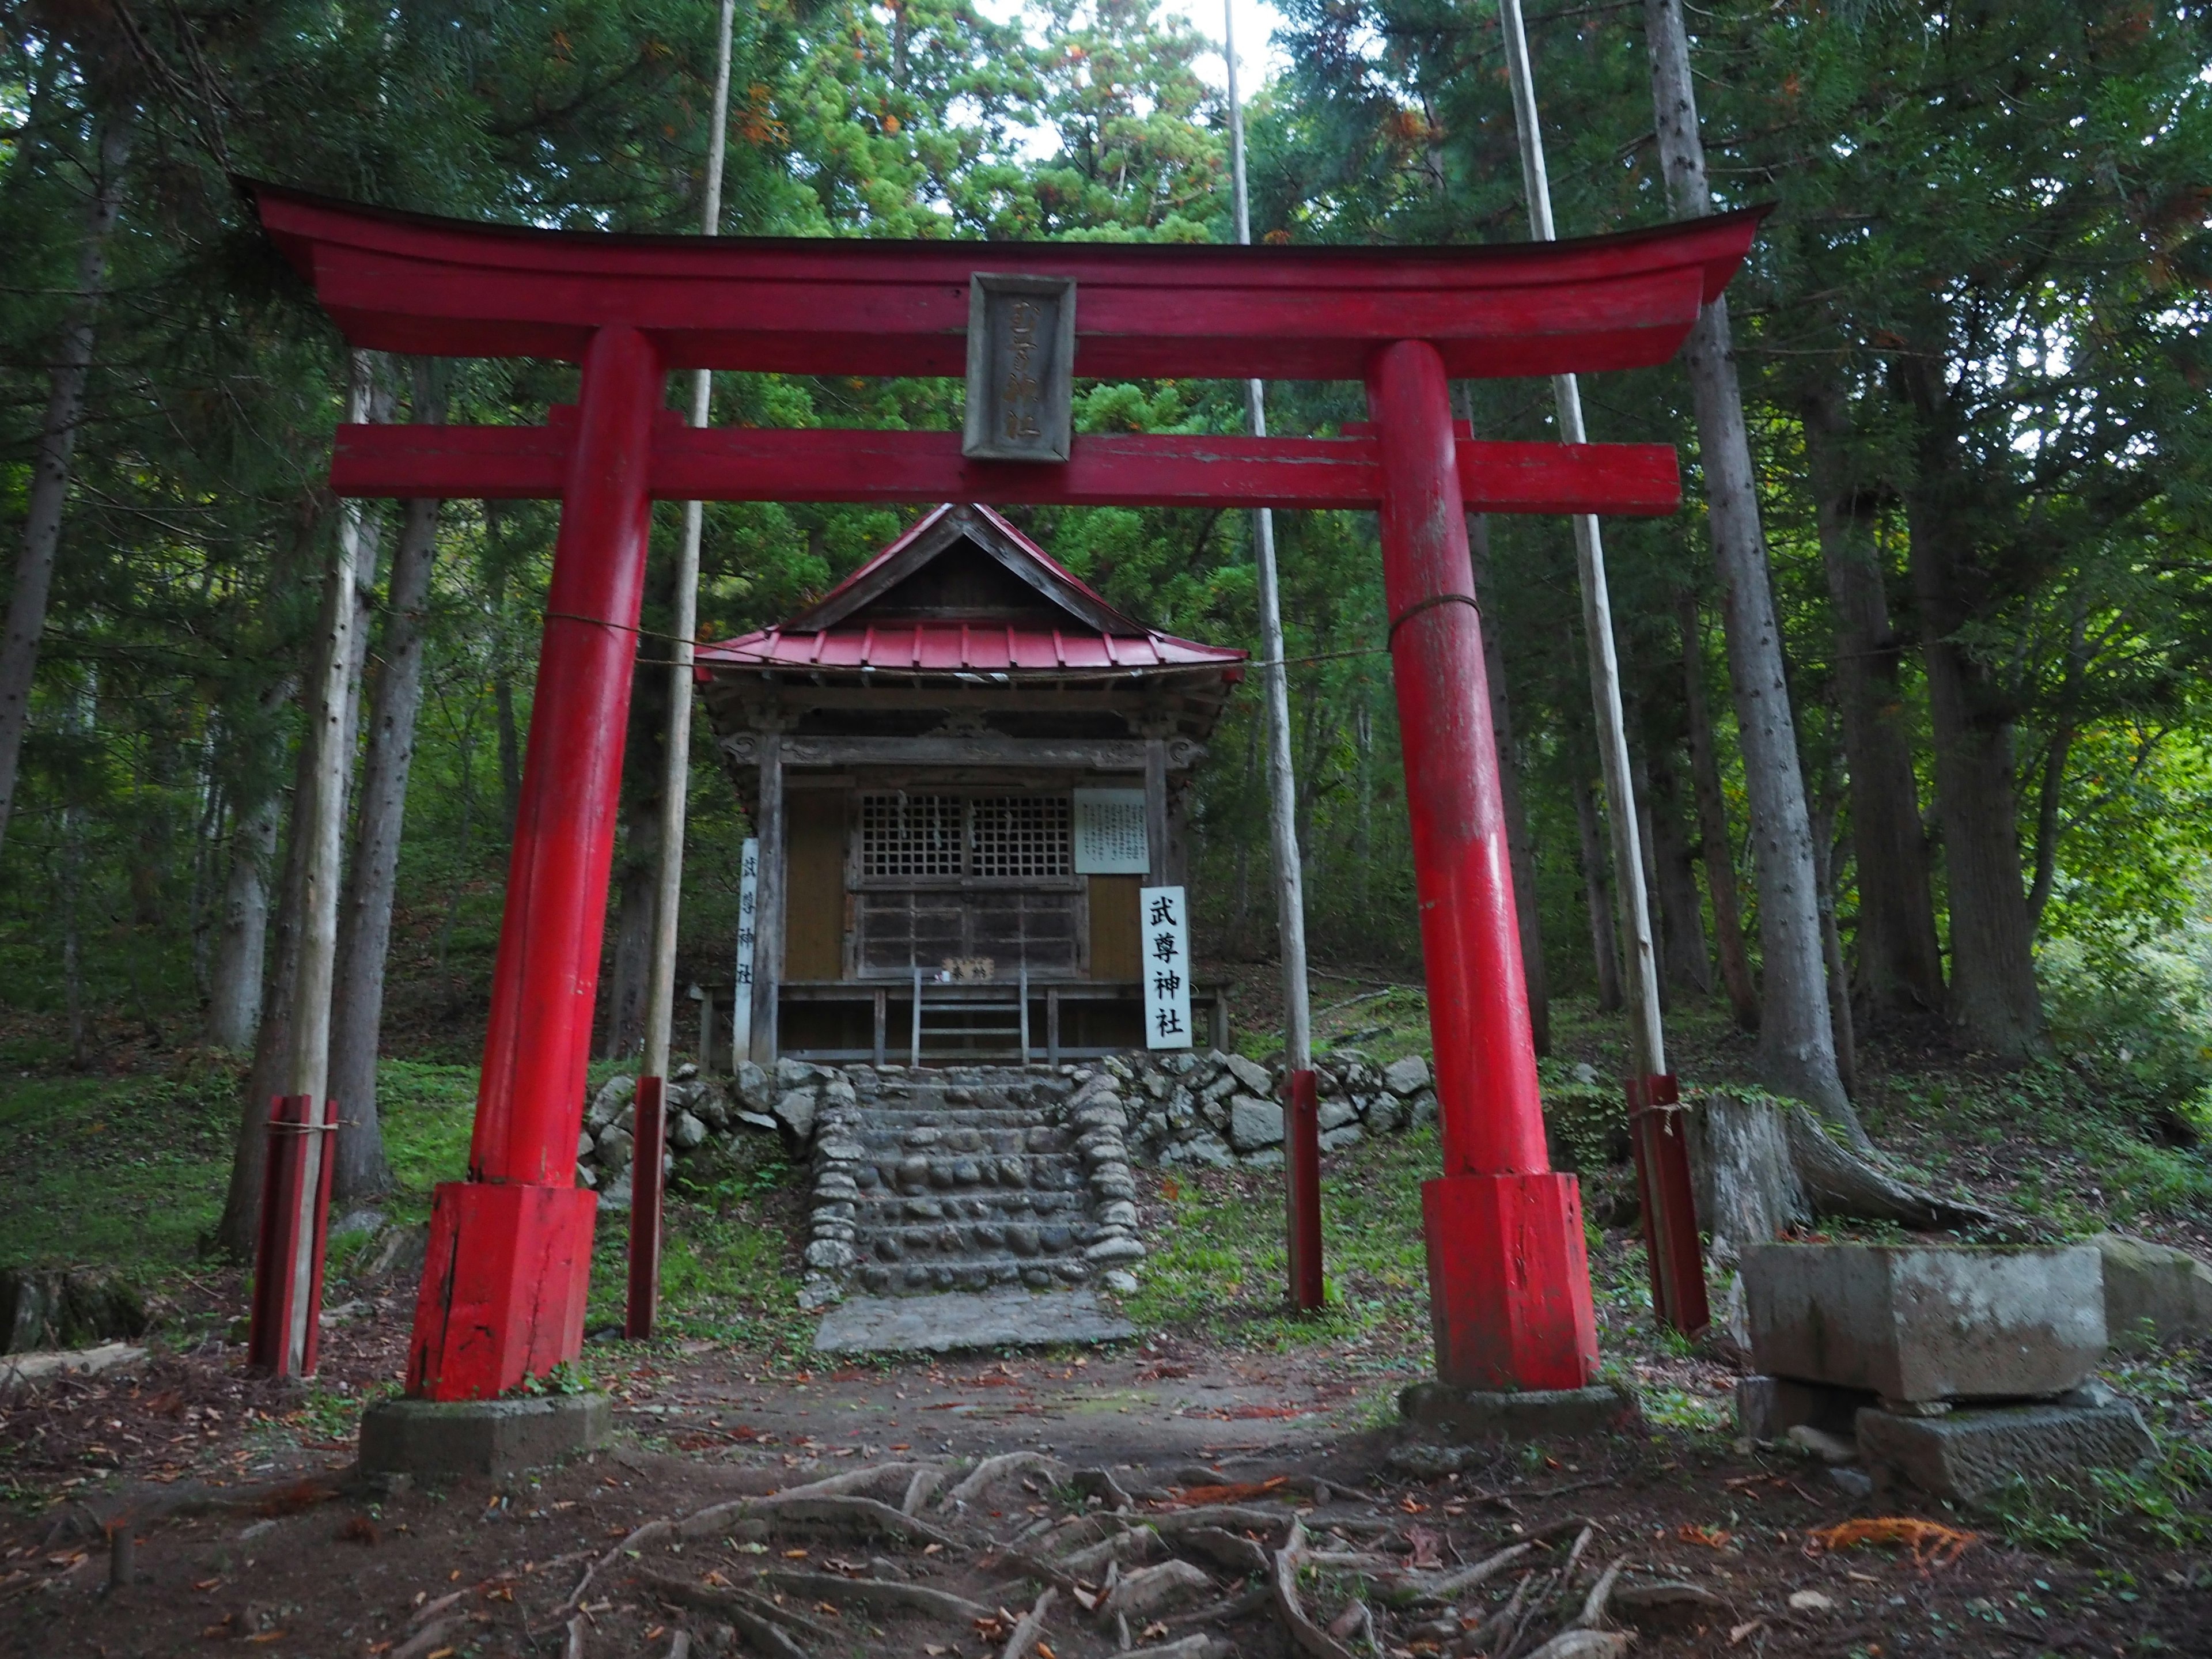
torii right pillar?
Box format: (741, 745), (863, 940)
(1370, 340), (1600, 1392)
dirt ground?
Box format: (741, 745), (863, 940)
(6, 1289), (2211, 1659)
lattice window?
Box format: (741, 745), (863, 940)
(970, 795), (1072, 881)
(860, 794), (964, 878)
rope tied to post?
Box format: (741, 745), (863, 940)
(1385, 590), (1483, 648)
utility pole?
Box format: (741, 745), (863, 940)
(632, 0), (737, 1340)
(1224, 5), (1321, 1312)
(1495, 0), (1705, 1333)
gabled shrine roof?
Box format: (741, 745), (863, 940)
(695, 505), (1247, 678)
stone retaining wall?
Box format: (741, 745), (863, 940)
(571, 1046), (1444, 1202)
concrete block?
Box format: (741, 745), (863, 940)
(359, 1393), (609, 1480)
(1399, 1380), (1641, 1441)
(1734, 1374), (1876, 1442)
(1856, 1400), (2155, 1504)
(1742, 1243), (2106, 1402)
(2091, 1232), (2212, 1349)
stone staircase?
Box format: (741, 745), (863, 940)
(801, 1064), (1145, 1312)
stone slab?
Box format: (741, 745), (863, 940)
(1855, 1400), (2155, 1504)
(1743, 1243), (2106, 1402)
(1398, 1381), (1641, 1442)
(358, 1393), (610, 1480)
(813, 1288), (1135, 1354)
(1734, 1374), (1876, 1442)
(2092, 1232), (2212, 1349)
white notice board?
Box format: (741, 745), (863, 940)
(1140, 884), (1193, 1050)
(732, 838), (759, 1059)
(1073, 788), (1149, 874)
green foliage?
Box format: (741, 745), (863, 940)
(1126, 1124), (1435, 1354)
(0, 1058), (238, 1273)
(1535, 1061), (1626, 1174)
(1986, 1349), (2212, 1553)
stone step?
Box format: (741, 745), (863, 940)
(845, 1109), (1062, 1131)
(842, 1191), (1091, 1222)
(855, 1256), (1097, 1296)
(865, 1220), (1103, 1260)
(846, 1126), (1063, 1146)
(849, 1146), (1084, 1176)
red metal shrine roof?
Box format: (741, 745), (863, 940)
(695, 505), (1245, 679)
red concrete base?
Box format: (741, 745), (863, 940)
(407, 1181), (597, 1401)
(1422, 1173), (1599, 1391)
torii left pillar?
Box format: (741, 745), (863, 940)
(405, 325), (662, 1400)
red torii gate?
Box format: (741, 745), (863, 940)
(250, 184), (1760, 1404)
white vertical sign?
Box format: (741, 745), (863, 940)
(732, 838), (759, 1060)
(1140, 884), (1193, 1050)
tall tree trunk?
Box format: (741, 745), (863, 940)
(1802, 385), (1946, 1022)
(206, 676), (299, 1050)
(1646, 745), (1713, 997)
(1470, 514), (1550, 1055)
(1902, 475), (2044, 1058)
(1680, 594), (1759, 1031)
(601, 656), (669, 1060)
(0, 111), (130, 863)
(214, 377), (389, 1260)
(485, 507), (525, 838)
(207, 792), (281, 1050)
(1808, 770), (1859, 1100)
(1645, 0), (1855, 1135)
(329, 362), (448, 1202)
(1573, 765), (1624, 1013)
(1627, 738), (1672, 1013)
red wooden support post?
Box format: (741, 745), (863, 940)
(1285, 1069), (1324, 1311)
(406, 323), (662, 1401)
(1368, 339), (1599, 1392)
(247, 1094), (312, 1376)
(300, 1097), (340, 1374)
(1628, 1074), (1710, 1336)
(627, 1077), (666, 1340)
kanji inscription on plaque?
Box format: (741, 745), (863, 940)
(963, 273), (1077, 462)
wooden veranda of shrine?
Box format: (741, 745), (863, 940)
(247, 180), (1762, 1407)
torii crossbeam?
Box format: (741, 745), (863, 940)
(248, 182), (1761, 1405)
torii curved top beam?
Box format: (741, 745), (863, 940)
(245, 181), (1766, 383)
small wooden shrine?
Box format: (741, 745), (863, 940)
(696, 505), (1244, 1065)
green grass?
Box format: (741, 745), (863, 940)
(0, 1057), (237, 1275)
(1125, 1125), (1435, 1359)
(1980, 1343), (2212, 1554)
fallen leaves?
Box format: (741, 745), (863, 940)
(1677, 1524), (1733, 1550)
(1168, 1475), (1289, 1506)
(1808, 1518), (1975, 1567)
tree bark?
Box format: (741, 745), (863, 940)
(602, 676), (667, 1061)
(1801, 385), (1946, 1022)
(1904, 480), (2045, 1058)
(207, 789), (281, 1051)
(1627, 740), (1672, 1013)
(0, 110), (130, 863)
(1571, 764), (1623, 1013)
(1645, 0), (1855, 1134)
(1688, 1090), (1996, 1263)
(1680, 594), (1759, 1031)
(485, 507), (525, 838)
(1646, 744), (1712, 997)
(329, 361), (448, 1201)
(214, 370), (389, 1260)
(1808, 776), (1858, 1100)
(1470, 514), (1550, 1055)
